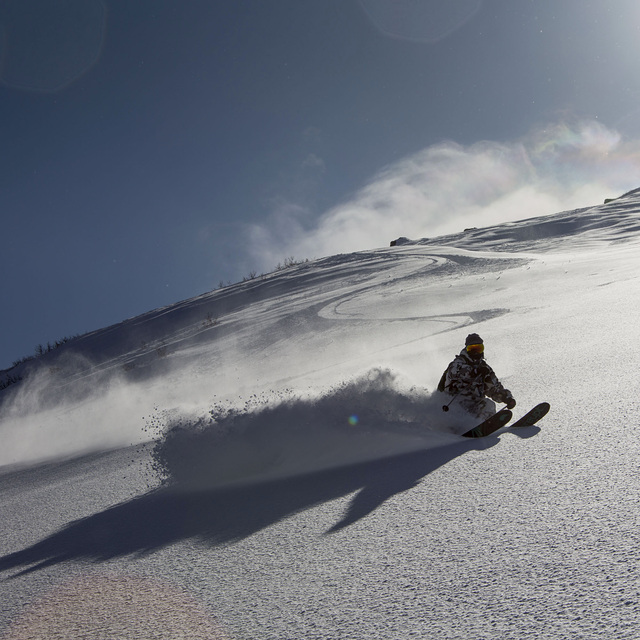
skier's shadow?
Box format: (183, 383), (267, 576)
(0, 437), (498, 578)
(506, 425), (541, 439)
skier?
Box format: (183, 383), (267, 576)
(439, 333), (516, 420)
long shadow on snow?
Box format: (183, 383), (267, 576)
(0, 437), (497, 577)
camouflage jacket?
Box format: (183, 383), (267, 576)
(442, 349), (511, 405)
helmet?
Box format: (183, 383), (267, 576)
(465, 333), (483, 346)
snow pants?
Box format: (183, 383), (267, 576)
(451, 395), (497, 421)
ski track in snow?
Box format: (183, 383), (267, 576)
(1, 190), (640, 638)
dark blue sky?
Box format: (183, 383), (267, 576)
(2, 0), (640, 368)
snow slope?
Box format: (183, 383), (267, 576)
(1, 188), (640, 639)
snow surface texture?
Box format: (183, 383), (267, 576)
(1, 189), (640, 639)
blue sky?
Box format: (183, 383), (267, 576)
(2, 0), (640, 369)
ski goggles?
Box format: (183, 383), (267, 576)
(466, 343), (484, 355)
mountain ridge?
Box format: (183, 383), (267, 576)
(3, 187), (639, 387)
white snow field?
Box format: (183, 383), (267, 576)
(1, 188), (640, 639)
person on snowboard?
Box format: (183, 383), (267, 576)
(439, 333), (516, 420)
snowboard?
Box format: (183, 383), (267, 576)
(510, 402), (550, 428)
(462, 408), (512, 438)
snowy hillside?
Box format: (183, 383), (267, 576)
(2, 188), (640, 639)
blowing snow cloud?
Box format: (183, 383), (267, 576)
(248, 119), (640, 267)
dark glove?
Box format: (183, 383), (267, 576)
(496, 389), (516, 409)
